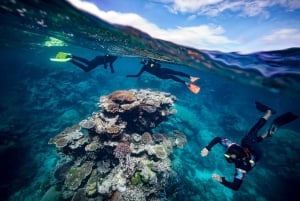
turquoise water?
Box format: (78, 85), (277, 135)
(1, 1), (300, 201)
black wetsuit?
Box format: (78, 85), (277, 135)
(70, 55), (117, 73)
(126, 60), (190, 84)
(205, 117), (267, 190)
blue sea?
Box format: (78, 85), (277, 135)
(1, 1), (300, 201)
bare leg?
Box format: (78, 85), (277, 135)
(263, 110), (272, 121)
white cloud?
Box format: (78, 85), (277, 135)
(235, 28), (300, 53)
(158, 25), (236, 48)
(159, 0), (300, 17)
(159, 0), (223, 14)
(261, 28), (300, 45)
(67, 0), (237, 51)
(66, 0), (299, 53)
(279, 0), (300, 10)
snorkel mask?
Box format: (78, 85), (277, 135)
(224, 153), (235, 163)
(224, 145), (244, 163)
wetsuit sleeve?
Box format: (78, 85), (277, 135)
(205, 137), (222, 151)
(126, 66), (146, 77)
(206, 137), (235, 151)
(221, 168), (246, 191)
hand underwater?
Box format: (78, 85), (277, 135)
(212, 173), (223, 182)
(200, 147), (209, 157)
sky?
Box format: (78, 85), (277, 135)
(67, 0), (300, 53)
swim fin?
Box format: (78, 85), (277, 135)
(50, 52), (72, 62)
(255, 101), (276, 114)
(272, 112), (298, 127)
(186, 83), (200, 94)
(267, 112), (298, 137)
(190, 76), (200, 83)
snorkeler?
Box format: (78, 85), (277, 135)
(126, 59), (200, 94)
(50, 52), (117, 73)
(200, 102), (298, 190)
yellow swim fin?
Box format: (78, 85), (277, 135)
(50, 52), (72, 62)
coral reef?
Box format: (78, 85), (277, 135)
(49, 89), (187, 200)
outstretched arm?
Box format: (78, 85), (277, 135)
(206, 137), (222, 150)
(201, 137), (236, 157)
(126, 66), (146, 77)
(212, 168), (246, 191)
(201, 137), (222, 156)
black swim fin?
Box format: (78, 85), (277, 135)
(255, 101), (276, 114)
(272, 112), (298, 127)
(267, 112), (298, 137)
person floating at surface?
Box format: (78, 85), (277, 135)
(51, 52), (118, 73)
(200, 101), (298, 191)
(126, 58), (200, 94)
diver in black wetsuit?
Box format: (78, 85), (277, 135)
(69, 54), (118, 73)
(126, 59), (200, 94)
(200, 102), (298, 190)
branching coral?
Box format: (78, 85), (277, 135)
(113, 142), (131, 159)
